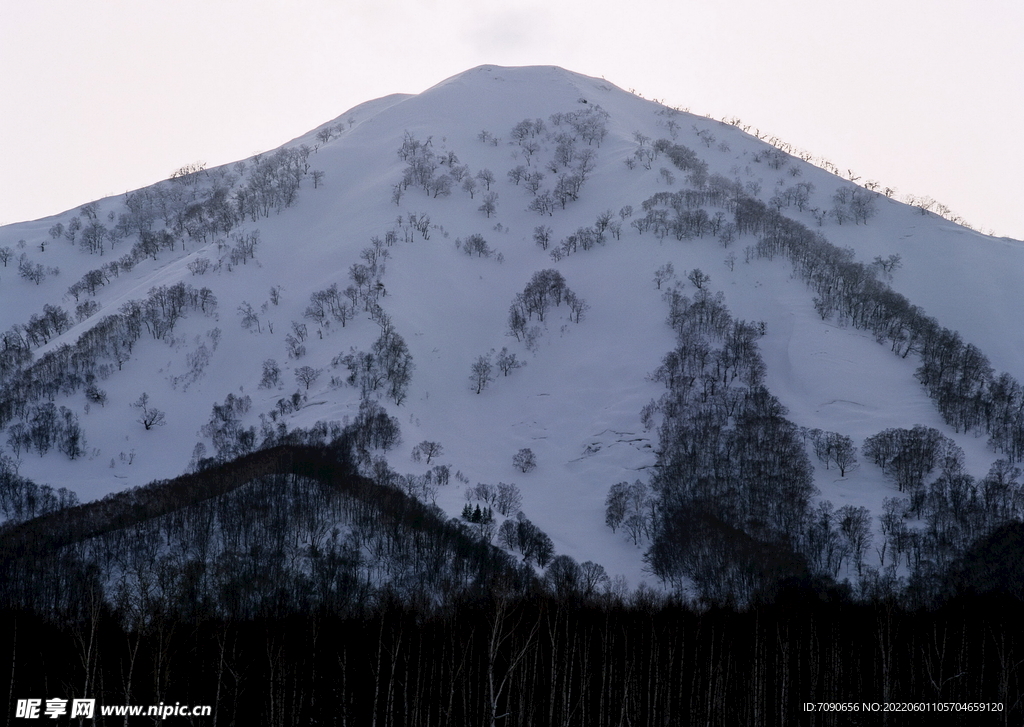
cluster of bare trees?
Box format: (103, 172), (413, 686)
(0, 455), (77, 522)
(49, 146), (318, 275)
(395, 132), (492, 208)
(507, 269), (587, 342)
(333, 321), (414, 405)
(199, 393), (255, 462)
(804, 428), (858, 476)
(857, 425), (1024, 594)
(19, 304), (72, 347)
(5, 402), (85, 459)
(656, 139), (710, 186)
(465, 481), (523, 518)
(550, 106), (610, 147)
(396, 462), (451, 505)
(768, 181), (815, 214)
(604, 479), (654, 545)
(234, 147), (317, 221)
(346, 398), (402, 457)
(397, 110), (607, 221)
(640, 285), (817, 602)
(626, 171), (1024, 601)
(497, 512), (554, 566)
(505, 110), (606, 217)
(15, 252), (56, 284)
(301, 239), (390, 339)
(0, 283), (216, 458)
(2, 415), (1023, 725)
(538, 210), (623, 264)
(460, 233), (494, 258)
(294, 235), (401, 393)
(827, 185), (879, 226)
(526, 149), (594, 215)
(804, 501), (873, 578)
(304, 282), (356, 330)
(631, 188), (733, 241)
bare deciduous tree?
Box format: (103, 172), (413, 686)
(412, 440), (445, 464)
(479, 192), (498, 218)
(133, 393), (166, 430)
(470, 354), (493, 394)
(512, 448), (536, 473)
(654, 262), (675, 290)
(496, 347), (524, 376)
(295, 366), (322, 390)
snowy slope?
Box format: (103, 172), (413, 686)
(1, 64), (1021, 587)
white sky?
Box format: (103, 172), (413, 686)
(2, 0), (1022, 238)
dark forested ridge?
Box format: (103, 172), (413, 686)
(0, 435), (530, 620)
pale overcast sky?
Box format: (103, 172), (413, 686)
(2, 0), (1021, 238)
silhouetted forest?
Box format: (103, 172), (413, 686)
(3, 588), (1022, 725)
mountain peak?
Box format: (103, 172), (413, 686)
(1, 65), (1023, 593)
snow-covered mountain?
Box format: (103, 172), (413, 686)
(2, 64), (1022, 589)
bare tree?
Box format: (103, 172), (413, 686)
(463, 234), (492, 257)
(295, 366), (322, 390)
(133, 393), (166, 430)
(512, 448), (536, 473)
(238, 302), (262, 333)
(496, 482), (522, 515)
(654, 262), (675, 290)
(810, 429), (858, 476)
(687, 268), (710, 290)
(836, 504), (872, 575)
(507, 166), (528, 185)
(565, 291), (589, 323)
(533, 226), (552, 250)
(259, 359), (281, 389)
(18, 255), (46, 285)
(470, 354), (494, 394)
(479, 192), (498, 218)
(476, 168), (495, 190)
(412, 440), (444, 464)
(496, 347), (524, 376)
(830, 435), (859, 476)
